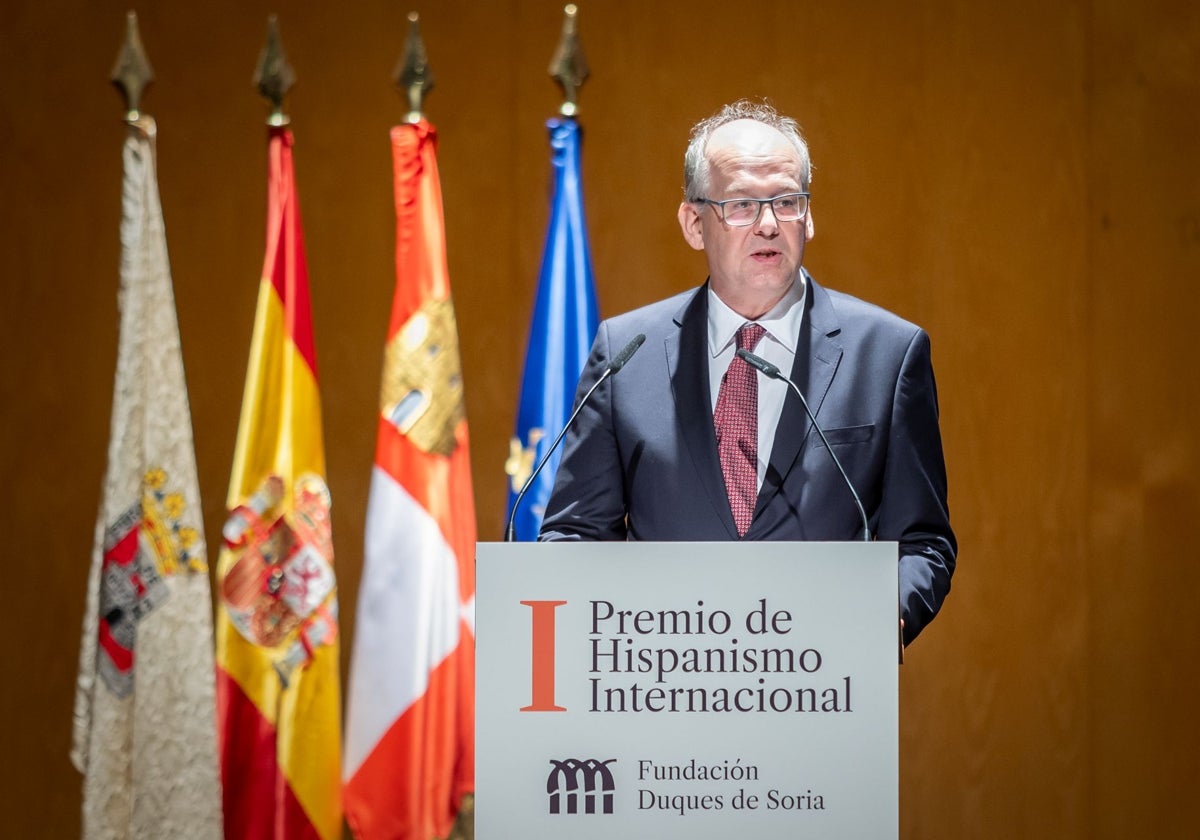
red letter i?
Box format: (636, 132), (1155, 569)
(520, 600), (567, 712)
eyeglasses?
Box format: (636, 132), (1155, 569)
(697, 192), (810, 227)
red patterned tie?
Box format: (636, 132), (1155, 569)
(714, 323), (766, 536)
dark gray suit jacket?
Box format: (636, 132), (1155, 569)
(540, 273), (955, 645)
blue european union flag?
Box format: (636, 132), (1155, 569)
(506, 118), (600, 540)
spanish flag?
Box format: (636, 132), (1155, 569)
(215, 125), (342, 840)
(343, 118), (476, 840)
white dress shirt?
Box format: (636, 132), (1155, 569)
(707, 275), (808, 490)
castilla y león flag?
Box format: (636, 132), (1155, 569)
(215, 125), (342, 840)
(343, 118), (477, 840)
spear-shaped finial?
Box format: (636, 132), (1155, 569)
(111, 10), (155, 121)
(253, 15), (295, 126)
(549, 4), (589, 117)
(393, 11), (434, 123)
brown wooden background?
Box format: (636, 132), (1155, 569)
(2, 0), (1198, 837)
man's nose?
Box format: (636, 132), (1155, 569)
(754, 202), (780, 232)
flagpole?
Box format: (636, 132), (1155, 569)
(394, 11), (433, 124)
(344, 12), (479, 840)
(504, 5), (600, 540)
(215, 16), (343, 840)
(74, 13), (223, 839)
(550, 4), (588, 117)
(251, 10), (293, 750)
(254, 15), (294, 126)
(111, 10), (154, 124)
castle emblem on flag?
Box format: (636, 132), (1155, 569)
(219, 473), (338, 686)
(380, 297), (465, 457)
(98, 467), (205, 697)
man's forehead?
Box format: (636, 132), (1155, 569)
(708, 154), (802, 196)
(706, 121), (801, 179)
(707, 119), (793, 155)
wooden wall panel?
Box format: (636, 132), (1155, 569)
(879, 5), (1093, 836)
(0, 1), (1196, 837)
(1088, 2), (1200, 838)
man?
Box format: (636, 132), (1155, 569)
(539, 100), (955, 645)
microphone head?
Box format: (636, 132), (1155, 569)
(609, 333), (646, 374)
(736, 347), (781, 379)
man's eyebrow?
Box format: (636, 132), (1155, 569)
(722, 185), (801, 197)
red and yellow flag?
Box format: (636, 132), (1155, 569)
(343, 119), (476, 840)
(215, 126), (342, 840)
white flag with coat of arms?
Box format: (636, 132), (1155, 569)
(71, 116), (223, 840)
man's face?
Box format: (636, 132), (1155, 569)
(677, 119), (814, 319)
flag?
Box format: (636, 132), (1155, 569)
(343, 118), (477, 840)
(504, 117), (600, 539)
(215, 126), (342, 840)
(71, 116), (223, 840)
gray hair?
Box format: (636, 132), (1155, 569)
(683, 99), (813, 203)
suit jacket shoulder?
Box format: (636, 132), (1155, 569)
(599, 285), (702, 343)
(816, 281), (927, 348)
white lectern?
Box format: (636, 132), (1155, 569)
(476, 540), (898, 840)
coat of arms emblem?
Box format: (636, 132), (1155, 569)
(220, 473), (338, 685)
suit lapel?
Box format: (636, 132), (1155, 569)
(753, 275), (843, 523)
(667, 283), (740, 539)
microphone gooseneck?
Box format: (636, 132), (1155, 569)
(735, 347), (872, 542)
(505, 333), (647, 542)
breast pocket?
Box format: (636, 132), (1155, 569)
(809, 423), (874, 449)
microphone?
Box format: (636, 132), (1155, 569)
(736, 347), (872, 542)
(505, 333), (646, 542)
(607, 332), (645, 373)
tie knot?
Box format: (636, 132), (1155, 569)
(737, 323), (766, 352)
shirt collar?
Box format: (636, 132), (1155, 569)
(707, 273), (807, 357)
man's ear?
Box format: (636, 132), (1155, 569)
(678, 201), (705, 251)
(804, 206), (815, 242)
